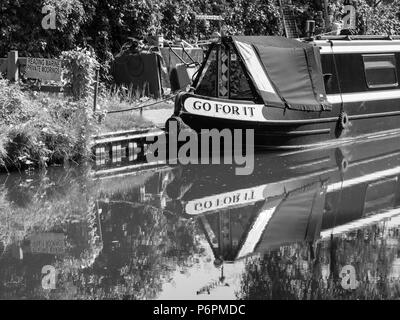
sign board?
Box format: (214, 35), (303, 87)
(195, 14), (223, 21)
(184, 97), (266, 122)
(185, 184), (268, 216)
(29, 233), (66, 255)
(26, 57), (62, 81)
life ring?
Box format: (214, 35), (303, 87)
(339, 157), (349, 173)
(338, 112), (349, 130)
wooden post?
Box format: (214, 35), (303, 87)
(93, 68), (100, 112)
(7, 50), (19, 82)
(323, 0), (330, 31)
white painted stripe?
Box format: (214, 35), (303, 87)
(91, 161), (168, 179)
(235, 41), (278, 95)
(327, 89), (400, 104)
(320, 207), (400, 240)
(315, 40), (400, 45)
(384, 215), (400, 228)
(93, 131), (163, 145)
(327, 166), (400, 193)
(318, 41), (400, 54)
(237, 205), (278, 259)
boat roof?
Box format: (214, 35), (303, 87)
(227, 36), (331, 112)
(311, 35), (400, 54)
(227, 35), (400, 53)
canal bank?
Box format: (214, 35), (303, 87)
(0, 79), (173, 173)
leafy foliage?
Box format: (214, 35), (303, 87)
(355, 0), (400, 34)
(0, 79), (97, 170)
(61, 48), (100, 100)
(2, 0), (400, 81)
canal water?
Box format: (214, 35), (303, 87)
(2, 134), (400, 300)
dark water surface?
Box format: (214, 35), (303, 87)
(2, 134), (400, 300)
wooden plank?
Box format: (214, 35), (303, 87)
(92, 162), (169, 179)
(92, 128), (155, 140)
(0, 58), (7, 73)
(25, 57), (62, 81)
(18, 57), (27, 66)
(92, 130), (164, 145)
(7, 51), (19, 81)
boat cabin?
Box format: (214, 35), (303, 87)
(171, 35), (400, 148)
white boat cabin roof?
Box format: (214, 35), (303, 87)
(311, 35), (400, 54)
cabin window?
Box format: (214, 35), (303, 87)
(363, 54), (398, 89)
(230, 51), (253, 100)
(195, 47), (218, 97)
(195, 44), (254, 100)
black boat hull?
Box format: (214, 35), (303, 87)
(178, 110), (400, 149)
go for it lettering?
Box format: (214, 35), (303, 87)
(42, 5), (56, 30)
(42, 265), (57, 290)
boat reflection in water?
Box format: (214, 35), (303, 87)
(161, 134), (400, 298)
(2, 134), (400, 299)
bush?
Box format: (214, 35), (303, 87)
(61, 48), (100, 101)
(0, 80), (97, 171)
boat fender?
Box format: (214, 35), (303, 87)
(165, 115), (188, 134)
(335, 148), (349, 173)
(338, 112), (349, 130)
(174, 92), (186, 116)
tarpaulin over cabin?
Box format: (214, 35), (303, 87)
(254, 181), (327, 253)
(231, 36), (331, 112)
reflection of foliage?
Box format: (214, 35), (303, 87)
(54, 202), (204, 300)
(237, 222), (400, 300)
(0, 169), (205, 300)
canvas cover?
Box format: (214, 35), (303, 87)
(231, 36), (332, 112)
(254, 181), (326, 253)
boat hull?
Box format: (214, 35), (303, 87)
(175, 94), (400, 149)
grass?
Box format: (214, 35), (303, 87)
(0, 80), (174, 172)
(96, 84), (173, 133)
(97, 97), (155, 133)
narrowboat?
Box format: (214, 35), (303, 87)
(163, 134), (400, 262)
(169, 35), (400, 149)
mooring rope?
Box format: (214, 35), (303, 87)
(105, 92), (180, 115)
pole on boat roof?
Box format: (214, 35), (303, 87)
(306, 20), (316, 38)
(194, 14), (224, 41)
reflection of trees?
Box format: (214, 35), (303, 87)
(237, 223), (400, 300)
(60, 199), (203, 300)
(0, 167), (98, 299)
(0, 168), (204, 300)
